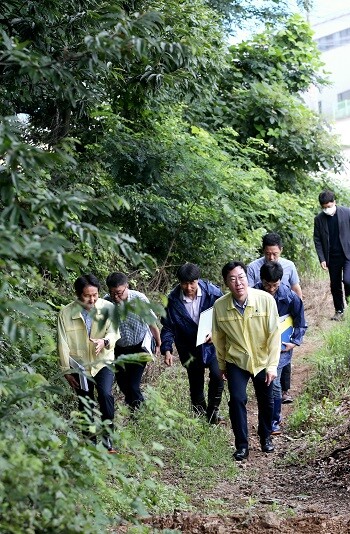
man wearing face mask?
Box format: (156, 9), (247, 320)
(314, 190), (350, 321)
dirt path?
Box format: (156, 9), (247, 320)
(148, 279), (350, 533)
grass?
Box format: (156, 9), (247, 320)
(105, 301), (350, 522)
(120, 364), (238, 516)
(283, 311), (350, 463)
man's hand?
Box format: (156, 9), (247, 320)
(321, 261), (328, 270)
(220, 369), (227, 381)
(164, 351), (173, 366)
(155, 345), (161, 358)
(204, 333), (213, 344)
(90, 338), (105, 355)
(65, 374), (80, 390)
(265, 371), (276, 387)
(281, 342), (296, 352)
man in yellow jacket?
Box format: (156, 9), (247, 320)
(212, 261), (280, 461)
(58, 273), (120, 452)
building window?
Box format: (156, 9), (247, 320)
(317, 28), (350, 51)
(338, 90), (350, 102)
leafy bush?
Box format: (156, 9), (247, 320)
(287, 318), (350, 434)
(0, 365), (172, 532)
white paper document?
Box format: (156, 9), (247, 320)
(196, 307), (213, 346)
(141, 328), (154, 355)
(69, 356), (89, 391)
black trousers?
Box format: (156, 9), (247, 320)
(184, 354), (224, 417)
(115, 342), (147, 409)
(226, 362), (273, 449)
(328, 253), (350, 312)
(77, 366), (114, 422)
(280, 362), (291, 392)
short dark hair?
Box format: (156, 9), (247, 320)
(106, 272), (128, 289)
(318, 190), (335, 205)
(260, 261), (283, 283)
(222, 261), (247, 281)
(177, 263), (200, 282)
(74, 273), (100, 297)
(262, 232), (282, 250)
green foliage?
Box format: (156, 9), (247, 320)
(287, 318), (350, 435)
(1, 364), (210, 531)
(193, 14), (343, 192)
(86, 106), (323, 282)
(218, 82), (342, 190)
(207, 0), (310, 28)
(1, 0), (226, 142)
(0, 367), (137, 532)
(0, 116), (154, 345)
(0, 0), (348, 528)
(228, 14), (326, 93)
(127, 376), (237, 501)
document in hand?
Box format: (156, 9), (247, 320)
(141, 328), (155, 355)
(69, 356), (89, 391)
(279, 314), (294, 350)
(196, 307), (213, 346)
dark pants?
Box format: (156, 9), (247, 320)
(184, 355), (224, 418)
(77, 366), (114, 422)
(115, 342), (146, 409)
(226, 362), (273, 449)
(280, 362), (291, 392)
(328, 253), (350, 312)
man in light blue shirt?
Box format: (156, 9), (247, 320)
(247, 233), (302, 298)
(247, 232), (302, 404)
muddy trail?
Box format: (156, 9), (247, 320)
(146, 279), (350, 533)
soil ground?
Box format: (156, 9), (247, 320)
(144, 279), (350, 533)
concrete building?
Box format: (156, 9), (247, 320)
(304, 10), (350, 183)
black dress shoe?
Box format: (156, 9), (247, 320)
(233, 447), (249, 461)
(261, 437), (274, 453)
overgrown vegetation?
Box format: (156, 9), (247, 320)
(284, 313), (350, 464)
(1, 0), (350, 530)
(1, 361), (237, 531)
(128, 373), (236, 499)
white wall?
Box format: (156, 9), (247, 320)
(304, 12), (350, 186)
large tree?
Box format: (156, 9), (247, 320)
(0, 0), (226, 335)
(191, 14), (343, 191)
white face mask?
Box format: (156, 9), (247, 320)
(322, 206), (336, 216)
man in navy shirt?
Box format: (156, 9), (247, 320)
(257, 262), (307, 433)
(161, 263), (224, 424)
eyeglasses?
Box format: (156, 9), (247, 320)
(110, 286), (127, 298)
(228, 274), (247, 284)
